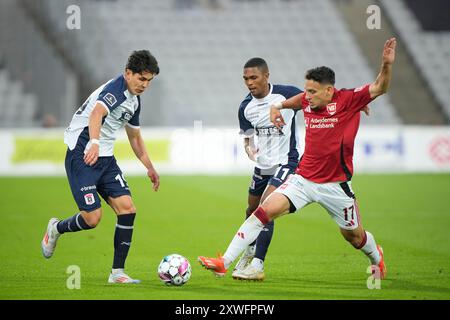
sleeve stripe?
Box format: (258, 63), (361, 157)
(126, 123), (140, 129)
(96, 100), (111, 115)
(239, 129), (254, 137)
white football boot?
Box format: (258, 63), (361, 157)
(108, 269), (141, 284)
(232, 263), (265, 281)
(232, 245), (255, 278)
(41, 218), (61, 259)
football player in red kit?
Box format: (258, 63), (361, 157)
(199, 38), (397, 281)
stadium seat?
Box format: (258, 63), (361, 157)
(381, 0), (450, 119)
(5, 0), (401, 127)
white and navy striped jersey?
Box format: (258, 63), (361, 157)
(64, 75), (141, 156)
(239, 84), (302, 171)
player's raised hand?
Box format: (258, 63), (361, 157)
(270, 106), (285, 129)
(382, 37), (396, 65)
(83, 143), (99, 166)
(147, 167), (160, 191)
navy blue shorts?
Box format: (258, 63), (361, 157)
(65, 148), (131, 212)
(248, 162), (297, 196)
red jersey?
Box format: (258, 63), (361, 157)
(295, 84), (374, 183)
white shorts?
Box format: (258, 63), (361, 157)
(274, 174), (361, 230)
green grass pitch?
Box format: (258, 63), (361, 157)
(1, 174), (450, 300)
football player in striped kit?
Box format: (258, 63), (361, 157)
(233, 57), (302, 281)
(41, 50), (160, 284)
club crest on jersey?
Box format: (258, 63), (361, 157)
(327, 103), (337, 115)
(84, 193), (95, 205)
(120, 112), (133, 121)
(104, 93), (117, 107)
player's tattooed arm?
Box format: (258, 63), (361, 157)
(369, 37), (396, 99)
(84, 103), (108, 166)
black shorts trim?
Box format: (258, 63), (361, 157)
(339, 182), (355, 199)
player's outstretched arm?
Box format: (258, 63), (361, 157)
(270, 93), (304, 128)
(125, 126), (160, 191)
(277, 92), (304, 110)
(369, 37), (396, 99)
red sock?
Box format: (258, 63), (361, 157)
(253, 207), (270, 225)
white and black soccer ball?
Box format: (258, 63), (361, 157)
(158, 254), (192, 286)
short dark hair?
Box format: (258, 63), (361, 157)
(244, 57), (269, 73)
(126, 50), (160, 75)
(305, 66), (335, 85)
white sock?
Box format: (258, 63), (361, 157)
(223, 214), (265, 269)
(360, 231), (381, 265)
(111, 268), (124, 274)
(250, 258), (264, 271)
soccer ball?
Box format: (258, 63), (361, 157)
(158, 254), (192, 286)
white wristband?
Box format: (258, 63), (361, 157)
(90, 139), (100, 145)
(274, 101), (283, 110)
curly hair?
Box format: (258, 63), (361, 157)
(305, 66), (335, 85)
(126, 50), (160, 75)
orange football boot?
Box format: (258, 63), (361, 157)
(371, 245), (386, 280)
(198, 254), (228, 277)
